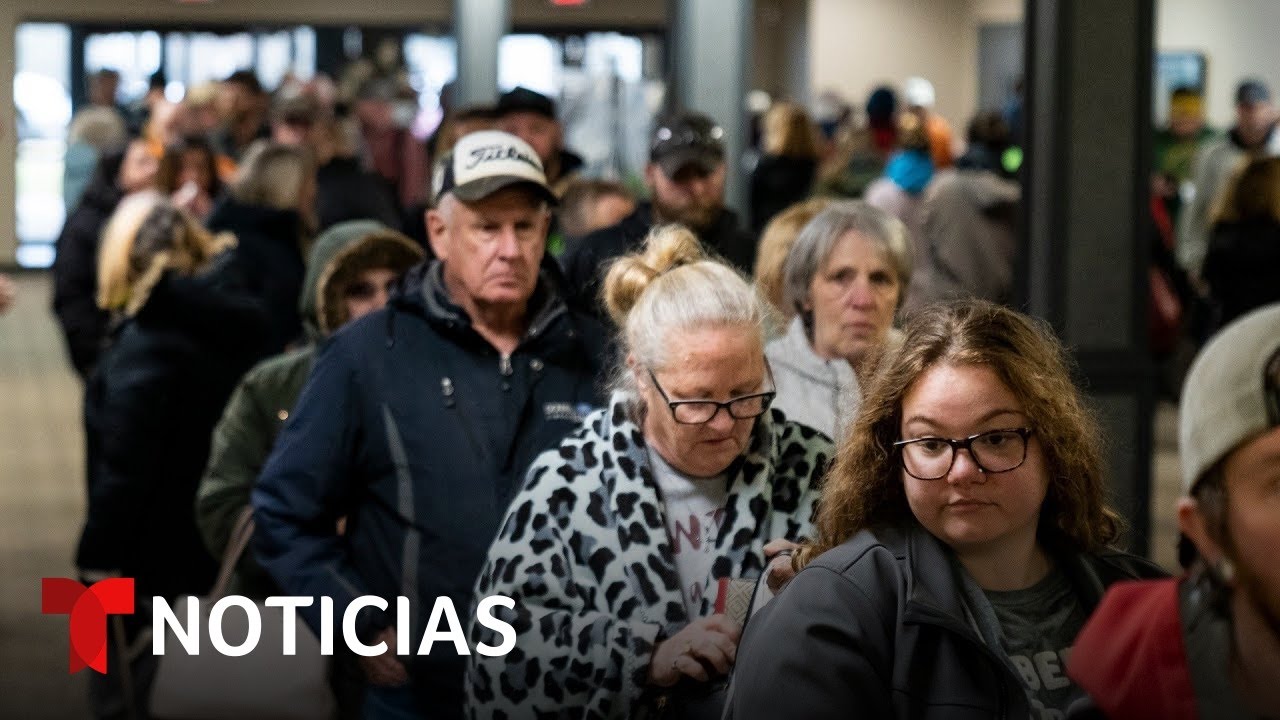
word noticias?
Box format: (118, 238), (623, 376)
(43, 578), (517, 674)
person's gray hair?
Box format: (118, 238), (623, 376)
(602, 224), (775, 398)
(780, 200), (913, 317)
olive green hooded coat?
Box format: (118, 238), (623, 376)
(195, 220), (422, 596)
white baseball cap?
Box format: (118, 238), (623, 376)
(431, 130), (556, 206)
(1179, 303), (1280, 491)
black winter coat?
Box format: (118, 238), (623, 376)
(52, 149), (124, 380)
(252, 258), (608, 718)
(749, 154), (817, 234)
(316, 156), (403, 233)
(559, 202), (756, 318)
(728, 524), (1167, 720)
(77, 253), (270, 602)
(206, 197), (308, 352)
(1204, 218), (1280, 328)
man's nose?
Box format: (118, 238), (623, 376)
(682, 175), (713, 198)
(495, 226), (521, 257)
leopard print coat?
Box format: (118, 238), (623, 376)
(466, 392), (833, 719)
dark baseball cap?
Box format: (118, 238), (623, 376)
(650, 112), (726, 176)
(496, 87), (557, 120)
(432, 130), (557, 206)
(1236, 79), (1272, 105)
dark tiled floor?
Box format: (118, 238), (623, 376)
(0, 273), (1184, 717)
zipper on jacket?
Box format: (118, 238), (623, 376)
(906, 609), (1016, 719)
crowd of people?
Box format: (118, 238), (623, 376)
(40, 59), (1280, 720)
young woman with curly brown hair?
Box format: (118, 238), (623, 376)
(729, 299), (1167, 720)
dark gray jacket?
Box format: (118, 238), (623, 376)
(728, 523), (1166, 720)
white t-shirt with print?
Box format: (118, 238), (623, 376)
(648, 448), (730, 618)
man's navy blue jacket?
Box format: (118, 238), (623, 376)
(252, 258), (607, 716)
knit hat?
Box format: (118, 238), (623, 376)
(1179, 303), (1280, 491)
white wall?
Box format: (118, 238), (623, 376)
(807, 0), (1022, 134)
(1158, 0), (1280, 129)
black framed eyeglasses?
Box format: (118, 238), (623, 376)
(646, 366), (776, 425)
(893, 428), (1034, 481)
(1266, 346), (1280, 427)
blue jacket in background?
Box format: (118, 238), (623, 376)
(252, 258), (608, 717)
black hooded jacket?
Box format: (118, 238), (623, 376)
(51, 149), (125, 380)
(206, 196), (309, 352)
(253, 257), (608, 717)
(559, 202), (756, 317)
(78, 253), (270, 601)
(729, 524), (1167, 720)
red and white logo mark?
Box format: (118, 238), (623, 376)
(41, 577), (135, 674)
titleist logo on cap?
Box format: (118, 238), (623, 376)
(464, 144), (541, 172)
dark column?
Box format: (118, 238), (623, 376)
(1021, 0), (1156, 554)
(314, 26), (349, 80)
(69, 25), (88, 113)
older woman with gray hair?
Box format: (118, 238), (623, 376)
(466, 224), (834, 719)
(765, 200), (912, 439)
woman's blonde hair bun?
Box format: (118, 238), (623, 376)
(602, 224), (706, 326)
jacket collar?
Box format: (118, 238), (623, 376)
(397, 258), (569, 346)
(885, 522), (1128, 626)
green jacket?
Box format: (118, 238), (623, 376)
(196, 346), (314, 597)
(194, 219), (423, 597)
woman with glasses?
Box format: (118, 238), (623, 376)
(765, 201), (911, 440)
(728, 299), (1166, 720)
(466, 225), (834, 719)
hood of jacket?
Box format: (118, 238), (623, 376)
(298, 220), (423, 338)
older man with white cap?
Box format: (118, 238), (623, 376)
(253, 130), (608, 719)
(1067, 303), (1280, 720)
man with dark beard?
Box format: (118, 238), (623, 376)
(1068, 303), (1280, 720)
(560, 111), (754, 318)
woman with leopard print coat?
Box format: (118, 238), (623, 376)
(466, 226), (834, 719)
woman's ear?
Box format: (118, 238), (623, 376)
(1178, 496), (1224, 566)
